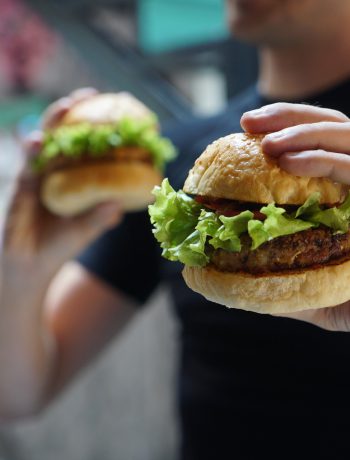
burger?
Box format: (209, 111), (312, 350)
(149, 132), (350, 314)
(32, 92), (177, 217)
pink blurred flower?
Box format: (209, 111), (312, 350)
(0, 0), (57, 91)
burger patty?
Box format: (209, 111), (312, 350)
(40, 146), (152, 175)
(210, 227), (350, 274)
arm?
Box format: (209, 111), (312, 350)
(0, 260), (135, 421)
(241, 102), (350, 331)
(0, 89), (131, 420)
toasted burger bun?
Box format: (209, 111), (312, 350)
(42, 161), (162, 217)
(60, 92), (156, 127)
(40, 92), (161, 216)
(184, 132), (345, 205)
(183, 261), (350, 314)
(182, 132), (350, 313)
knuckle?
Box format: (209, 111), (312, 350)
(310, 121), (335, 134)
(69, 87), (98, 101)
(266, 102), (292, 116)
(313, 149), (328, 159)
(329, 109), (349, 122)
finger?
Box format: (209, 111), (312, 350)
(275, 302), (350, 332)
(55, 202), (123, 257)
(42, 88), (98, 130)
(262, 121), (350, 157)
(67, 202), (123, 237)
(277, 150), (350, 184)
(42, 97), (73, 130)
(322, 302), (350, 332)
(22, 130), (43, 158)
(89, 202), (123, 230)
(69, 87), (98, 102)
(241, 102), (349, 134)
(4, 176), (41, 253)
(273, 308), (322, 323)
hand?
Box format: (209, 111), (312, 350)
(2, 88), (122, 279)
(241, 102), (350, 183)
(241, 102), (350, 331)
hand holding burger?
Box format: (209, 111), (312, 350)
(32, 90), (176, 217)
(4, 88), (148, 270)
(149, 103), (350, 326)
(241, 102), (350, 331)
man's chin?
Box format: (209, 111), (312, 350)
(229, 18), (296, 48)
(229, 20), (270, 45)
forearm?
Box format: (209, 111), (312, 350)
(0, 258), (57, 420)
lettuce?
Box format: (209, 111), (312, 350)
(295, 192), (321, 218)
(149, 183), (257, 266)
(32, 116), (177, 172)
(247, 203), (316, 250)
(149, 179), (203, 265)
(149, 179), (350, 267)
(167, 229), (213, 267)
(210, 211), (253, 252)
(263, 203), (315, 235)
(247, 220), (269, 250)
(296, 192), (350, 233)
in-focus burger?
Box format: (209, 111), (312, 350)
(32, 92), (177, 216)
(149, 133), (350, 314)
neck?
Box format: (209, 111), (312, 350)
(259, 33), (350, 100)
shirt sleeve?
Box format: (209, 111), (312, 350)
(76, 210), (162, 305)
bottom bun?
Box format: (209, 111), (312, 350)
(41, 161), (162, 217)
(182, 260), (350, 314)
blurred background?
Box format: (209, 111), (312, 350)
(0, 0), (257, 458)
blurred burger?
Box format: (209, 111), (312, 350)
(149, 132), (350, 314)
(32, 92), (176, 216)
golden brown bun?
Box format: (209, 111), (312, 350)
(41, 92), (162, 216)
(183, 261), (350, 314)
(183, 132), (345, 205)
(60, 92), (156, 127)
(41, 161), (162, 217)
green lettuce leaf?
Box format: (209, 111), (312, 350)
(149, 179), (350, 267)
(309, 208), (348, 233)
(295, 192), (321, 218)
(247, 220), (269, 250)
(248, 204), (315, 249)
(339, 193), (350, 218)
(32, 116), (177, 172)
(295, 191), (349, 233)
(167, 230), (209, 266)
(261, 203), (316, 237)
(149, 179), (203, 265)
(210, 211), (253, 252)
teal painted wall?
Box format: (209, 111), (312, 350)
(138, 0), (229, 53)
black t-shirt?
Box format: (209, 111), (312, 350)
(77, 80), (350, 459)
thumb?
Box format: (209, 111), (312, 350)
(86, 202), (123, 233)
(64, 202), (124, 251)
(45, 202), (123, 264)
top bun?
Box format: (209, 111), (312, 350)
(60, 92), (156, 127)
(183, 132), (345, 205)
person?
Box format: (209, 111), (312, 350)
(2, 1), (350, 458)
